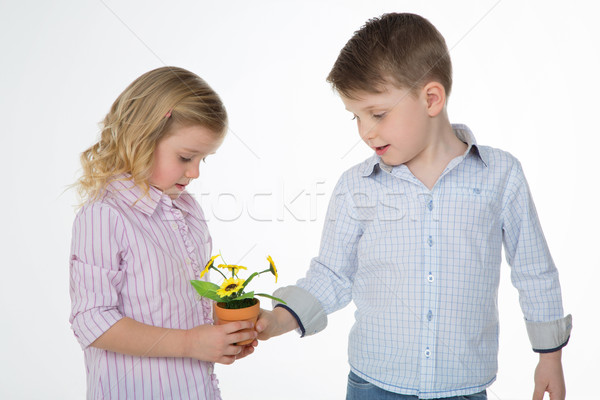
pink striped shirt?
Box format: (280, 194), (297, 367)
(69, 176), (221, 399)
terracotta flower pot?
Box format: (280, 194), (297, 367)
(214, 299), (260, 345)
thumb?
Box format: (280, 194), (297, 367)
(255, 321), (264, 332)
(255, 316), (266, 332)
(255, 309), (270, 332)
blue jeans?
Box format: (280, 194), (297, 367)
(346, 371), (487, 400)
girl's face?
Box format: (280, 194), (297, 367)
(150, 123), (224, 199)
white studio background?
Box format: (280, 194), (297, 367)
(0, 1), (597, 399)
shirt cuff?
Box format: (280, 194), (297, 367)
(526, 314), (572, 353)
(272, 286), (327, 337)
(71, 309), (123, 349)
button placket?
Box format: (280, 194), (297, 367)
(171, 207), (200, 276)
(420, 191), (438, 389)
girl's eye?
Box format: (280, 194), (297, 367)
(179, 156), (192, 162)
(202, 157), (207, 163)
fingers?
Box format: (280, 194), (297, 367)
(229, 329), (258, 345)
(235, 345), (255, 360)
(532, 386), (545, 400)
(221, 320), (255, 334)
(211, 322), (261, 365)
(217, 343), (254, 364)
(217, 355), (236, 365)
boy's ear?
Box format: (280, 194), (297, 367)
(423, 82), (446, 117)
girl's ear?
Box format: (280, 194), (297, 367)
(423, 81), (446, 117)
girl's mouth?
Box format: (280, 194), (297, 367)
(375, 144), (390, 156)
(175, 184), (186, 191)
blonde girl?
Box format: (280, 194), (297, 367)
(70, 66), (256, 399)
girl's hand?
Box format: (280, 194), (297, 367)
(235, 341), (258, 361)
(255, 307), (298, 340)
(185, 321), (257, 364)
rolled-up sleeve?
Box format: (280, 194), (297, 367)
(502, 159), (572, 352)
(69, 203), (127, 348)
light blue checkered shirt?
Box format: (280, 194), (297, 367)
(274, 125), (571, 398)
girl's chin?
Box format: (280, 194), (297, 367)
(164, 188), (182, 200)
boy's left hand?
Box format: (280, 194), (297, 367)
(532, 349), (565, 400)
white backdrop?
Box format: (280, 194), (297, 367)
(0, 1), (598, 399)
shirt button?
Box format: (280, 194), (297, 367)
(425, 348), (431, 358)
(427, 235), (433, 247)
(427, 310), (433, 321)
(473, 188), (481, 194)
(427, 273), (434, 283)
(427, 200), (433, 211)
(185, 258), (191, 265)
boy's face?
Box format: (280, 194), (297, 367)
(341, 85), (432, 167)
(150, 123), (223, 199)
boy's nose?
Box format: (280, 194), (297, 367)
(361, 124), (377, 141)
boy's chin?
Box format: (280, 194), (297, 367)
(380, 155), (403, 167)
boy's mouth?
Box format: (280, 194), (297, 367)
(375, 144), (390, 155)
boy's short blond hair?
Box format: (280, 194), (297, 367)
(327, 13), (452, 99)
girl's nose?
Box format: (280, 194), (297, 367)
(186, 162), (200, 179)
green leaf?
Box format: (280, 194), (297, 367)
(255, 293), (287, 304)
(190, 280), (222, 302)
(190, 280), (220, 292)
(241, 272), (259, 290)
(233, 291), (255, 301)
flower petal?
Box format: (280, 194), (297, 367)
(267, 255), (278, 283)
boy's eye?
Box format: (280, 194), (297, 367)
(372, 113), (386, 120)
(351, 114), (359, 121)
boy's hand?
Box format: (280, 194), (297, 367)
(532, 349), (565, 400)
(185, 321), (257, 365)
(255, 307), (298, 340)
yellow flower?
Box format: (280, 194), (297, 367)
(200, 254), (220, 278)
(217, 264), (247, 275)
(216, 278), (245, 297)
(267, 255), (278, 283)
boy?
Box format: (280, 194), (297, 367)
(256, 13), (571, 400)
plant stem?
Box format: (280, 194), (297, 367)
(211, 266), (228, 280)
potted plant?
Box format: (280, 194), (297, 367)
(190, 254), (285, 345)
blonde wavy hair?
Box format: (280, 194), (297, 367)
(75, 66), (228, 204)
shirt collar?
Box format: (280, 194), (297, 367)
(105, 175), (194, 216)
(360, 123), (488, 177)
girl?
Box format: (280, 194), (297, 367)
(69, 66), (257, 399)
